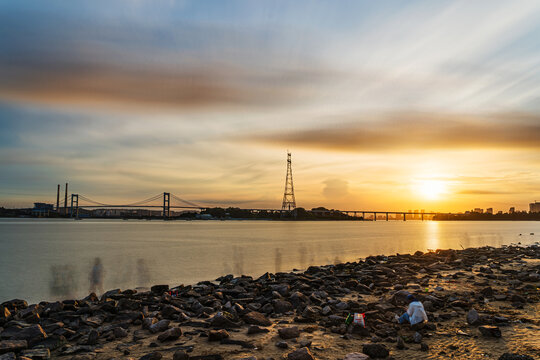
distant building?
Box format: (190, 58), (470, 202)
(497, 211), (503, 215)
(474, 208), (483, 214)
(32, 202), (54, 217)
(509, 207), (515, 214)
(486, 208), (493, 214)
(530, 201), (540, 213)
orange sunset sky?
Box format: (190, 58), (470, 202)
(1, 1), (539, 212)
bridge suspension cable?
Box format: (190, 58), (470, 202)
(170, 193), (201, 208)
(77, 193), (164, 207)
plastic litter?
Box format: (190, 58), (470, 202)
(345, 313), (365, 327)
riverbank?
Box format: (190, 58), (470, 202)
(1, 245), (539, 360)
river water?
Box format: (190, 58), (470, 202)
(0, 218), (538, 303)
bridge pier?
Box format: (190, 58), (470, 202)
(403, 213), (406, 221)
(362, 212), (365, 221)
(386, 212), (389, 221)
(373, 212), (377, 221)
(421, 213), (424, 221)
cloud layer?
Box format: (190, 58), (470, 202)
(245, 112), (540, 151)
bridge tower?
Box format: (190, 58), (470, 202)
(281, 152), (296, 216)
(163, 192), (170, 219)
(70, 194), (79, 218)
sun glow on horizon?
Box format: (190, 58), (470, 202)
(414, 179), (448, 200)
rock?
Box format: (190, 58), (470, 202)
(362, 343), (389, 358)
(150, 285), (169, 294)
(208, 330), (229, 342)
(243, 311), (271, 326)
(173, 350), (189, 360)
(278, 327), (300, 339)
(396, 336), (405, 350)
(1, 300), (27, 312)
(20, 348), (50, 359)
(247, 325), (269, 335)
(498, 354), (534, 360)
(276, 341), (289, 349)
(160, 305), (182, 319)
(149, 320), (170, 334)
(140, 352), (162, 360)
(479, 325), (502, 338)
(420, 342), (429, 351)
(0, 353), (16, 360)
(0, 340), (27, 354)
(467, 309), (480, 325)
(480, 287), (494, 297)
(413, 332), (422, 343)
(86, 330), (98, 345)
(70, 353), (96, 360)
(287, 347), (315, 360)
(142, 317), (158, 329)
(210, 313), (241, 328)
(10, 325), (47, 346)
(343, 353), (369, 360)
(273, 300), (293, 314)
(157, 327), (182, 342)
(113, 327), (128, 339)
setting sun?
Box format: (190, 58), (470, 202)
(415, 179), (447, 200)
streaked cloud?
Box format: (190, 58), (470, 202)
(244, 112), (540, 151)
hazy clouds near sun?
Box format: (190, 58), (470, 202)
(1, 0), (540, 211)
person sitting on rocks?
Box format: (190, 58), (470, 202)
(395, 294), (428, 325)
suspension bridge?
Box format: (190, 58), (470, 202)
(59, 191), (282, 219)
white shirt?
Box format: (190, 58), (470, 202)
(407, 301), (428, 325)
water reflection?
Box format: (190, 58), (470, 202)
(89, 257), (104, 295)
(426, 221), (440, 251)
(49, 264), (77, 299)
(274, 248), (282, 273)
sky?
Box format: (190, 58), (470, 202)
(1, 0), (540, 212)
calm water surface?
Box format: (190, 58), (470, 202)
(0, 218), (538, 303)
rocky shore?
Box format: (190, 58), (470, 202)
(1, 245), (539, 360)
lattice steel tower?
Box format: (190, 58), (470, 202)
(281, 152), (297, 213)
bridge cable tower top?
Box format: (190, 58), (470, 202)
(281, 152), (297, 212)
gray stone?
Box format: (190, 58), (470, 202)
(467, 309), (480, 325)
(149, 320), (170, 334)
